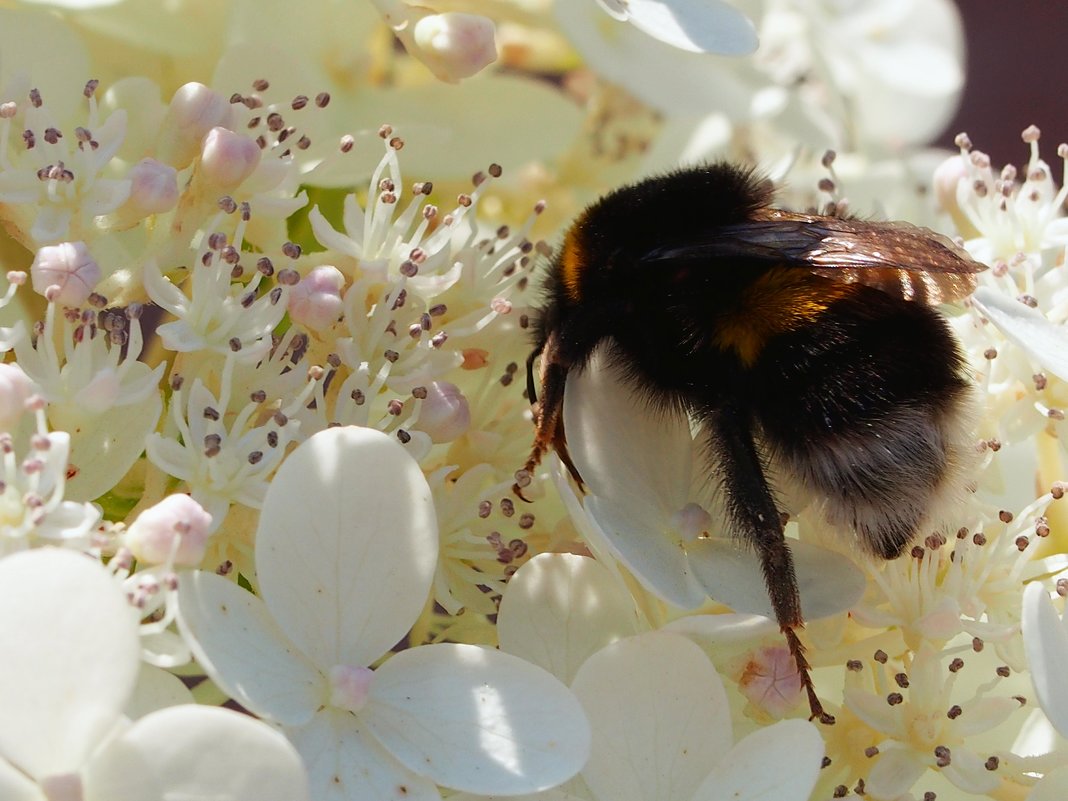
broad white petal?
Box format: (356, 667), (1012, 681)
(365, 643), (590, 795)
(0, 549), (138, 779)
(585, 494), (708, 609)
(690, 719), (824, 801)
(625, 0), (757, 55)
(56, 385), (162, 503)
(256, 426), (438, 669)
(688, 538), (865, 620)
(571, 632), (732, 801)
(287, 709), (439, 801)
(497, 553), (641, 684)
(124, 666), (193, 720)
(1022, 582), (1068, 738)
(663, 612), (778, 644)
(448, 791), (582, 801)
(176, 570), (325, 726)
(564, 351), (692, 509)
(0, 757), (43, 801)
(84, 705), (308, 801)
(973, 287), (1068, 384)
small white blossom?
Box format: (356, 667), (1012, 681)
(144, 223), (294, 360)
(843, 644), (1022, 798)
(0, 81), (130, 246)
(0, 403), (99, 556)
(146, 355), (316, 525)
(13, 299), (164, 502)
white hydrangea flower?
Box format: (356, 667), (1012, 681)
(0, 547), (309, 801)
(13, 295), (164, 502)
(842, 643), (1022, 798)
(177, 426), (590, 800)
(143, 221), (298, 361)
(0, 396), (100, 556)
(943, 127), (1068, 268)
(146, 354), (317, 525)
(0, 80), (130, 246)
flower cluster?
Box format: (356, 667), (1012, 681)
(0, 1), (1066, 800)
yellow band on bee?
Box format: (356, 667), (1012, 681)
(714, 268), (853, 365)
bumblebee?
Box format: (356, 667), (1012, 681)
(518, 163), (983, 723)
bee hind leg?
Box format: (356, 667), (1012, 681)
(706, 405), (835, 725)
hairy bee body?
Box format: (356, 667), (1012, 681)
(521, 163), (983, 722)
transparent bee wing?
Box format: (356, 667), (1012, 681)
(642, 212), (985, 305)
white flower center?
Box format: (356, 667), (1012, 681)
(329, 664), (374, 713)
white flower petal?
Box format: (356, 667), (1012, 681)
(83, 705), (308, 801)
(176, 570), (325, 726)
(624, 0), (757, 55)
(0, 757), (42, 801)
(585, 494), (708, 608)
(1027, 765), (1068, 801)
(564, 350), (693, 508)
(497, 552), (641, 684)
(286, 710), (439, 801)
(864, 746), (927, 800)
(365, 643), (590, 795)
(939, 747), (999, 795)
(1022, 582), (1068, 738)
(571, 632), (732, 801)
(690, 718), (824, 801)
(256, 426), (438, 669)
(555, 0), (754, 117)
(0, 549), (139, 779)
(53, 376), (163, 503)
(125, 666), (194, 720)
(688, 537), (865, 620)
(972, 287), (1068, 384)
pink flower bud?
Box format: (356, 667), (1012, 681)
(933, 155), (979, 239)
(200, 127), (262, 190)
(30, 242), (101, 306)
(158, 83), (234, 169)
(0, 363), (34, 432)
(288, 266), (345, 331)
(417, 381), (471, 443)
(125, 494), (213, 567)
(412, 13), (497, 82)
(126, 158), (179, 216)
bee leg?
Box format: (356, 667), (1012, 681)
(515, 358), (570, 501)
(708, 405), (835, 725)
